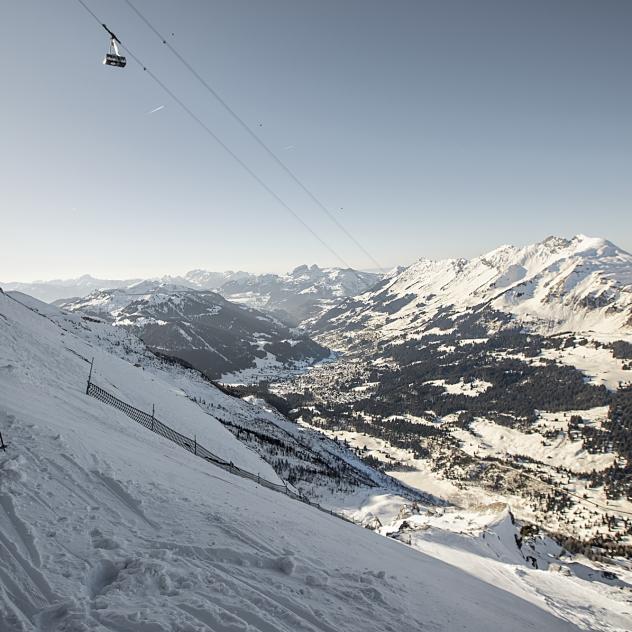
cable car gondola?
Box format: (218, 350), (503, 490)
(102, 25), (126, 68)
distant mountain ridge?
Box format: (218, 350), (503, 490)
(219, 264), (382, 325)
(3, 265), (382, 325)
(9, 235), (630, 343)
(1, 274), (142, 303)
(311, 235), (632, 347)
(161, 269), (253, 290)
(59, 283), (329, 380)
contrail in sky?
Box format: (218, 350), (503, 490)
(146, 105), (165, 115)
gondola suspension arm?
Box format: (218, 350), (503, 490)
(102, 23), (126, 67)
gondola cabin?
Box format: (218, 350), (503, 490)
(103, 36), (126, 68)
(104, 53), (127, 67)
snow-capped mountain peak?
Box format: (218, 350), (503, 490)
(313, 235), (632, 345)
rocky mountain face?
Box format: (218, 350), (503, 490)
(311, 235), (632, 349)
(59, 284), (329, 380)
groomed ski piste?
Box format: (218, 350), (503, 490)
(1, 290), (630, 631)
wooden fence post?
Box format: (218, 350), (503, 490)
(0, 431), (6, 451)
(151, 404), (155, 431)
(194, 435), (197, 455)
(86, 357), (94, 394)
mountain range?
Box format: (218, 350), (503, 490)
(312, 235), (632, 349)
(270, 235), (632, 565)
(9, 234), (632, 384)
(218, 264), (381, 325)
(58, 283), (329, 381)
(0, 274), (141, 304)
(3, 265), (381, 327)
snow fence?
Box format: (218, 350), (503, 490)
(86, 380), (355, 524)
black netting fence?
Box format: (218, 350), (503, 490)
(86, 380), (355, 524)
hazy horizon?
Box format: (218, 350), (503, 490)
(3, 1), (631, 281)
(3, 231), (628, 285)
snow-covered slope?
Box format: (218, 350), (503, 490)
(376, 505), (632, 631)
(1, 291), (610, 631)
(313, 235), (632, 346)
(58, 284), (329, 380)
(5, 292), (408, 504)
(0, 291), (273, 477)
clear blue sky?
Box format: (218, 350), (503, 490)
(2, 0), (631, 281)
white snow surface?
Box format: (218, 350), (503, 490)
(0, 292), (629, 631)
(454, 418), (616, 473)
(540, 341), (632, 390)
(425, 378), (493, 397)
(322, 235), (632, 346)
(57, 283), (201, 322)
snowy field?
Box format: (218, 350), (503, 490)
(541, 342), (632, 391)
(425, 378), (493, 397)
(1, 292), (631, 630)
(453, 418), (616, 473)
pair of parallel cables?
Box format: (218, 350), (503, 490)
(75, 0), (384, 275)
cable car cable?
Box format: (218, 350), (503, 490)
(73, 0), (357, 270)
(122, 0), (385, 273)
